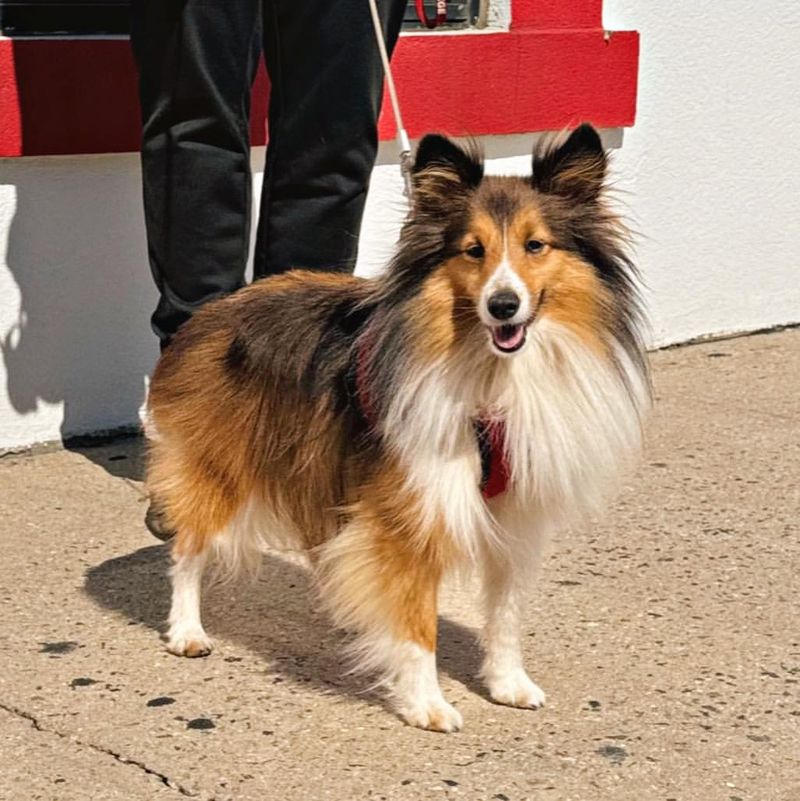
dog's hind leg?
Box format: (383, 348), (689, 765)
(317, 511), (461, 732)
(166, 545), (213, 657)
(147, 436), (247, 658)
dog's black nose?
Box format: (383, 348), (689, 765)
(487, 291), (521, 321)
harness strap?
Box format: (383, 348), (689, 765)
(473, 418), (511, 500)
(353, 329), (511, 499)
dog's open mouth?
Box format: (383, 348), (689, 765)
(490, 324), (527, 353)
(486, 290), (545, 355)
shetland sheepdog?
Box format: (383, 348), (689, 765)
(145, 123), (649, 732)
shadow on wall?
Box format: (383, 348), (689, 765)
(0, 155), (159, 457)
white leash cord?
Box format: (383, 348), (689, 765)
(367, 0), (414, 201)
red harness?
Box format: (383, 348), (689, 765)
(474, 418), (511, 499)
(354, 331), (510, 499)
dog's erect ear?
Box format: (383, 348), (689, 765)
(412, 134), (484, 201)
(532, 123), (606, 202)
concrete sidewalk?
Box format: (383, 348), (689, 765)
(1, 330), (798, 801)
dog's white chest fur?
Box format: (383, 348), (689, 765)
(386, 320), (648, 557)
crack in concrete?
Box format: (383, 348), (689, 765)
(0, 701), (199, 798)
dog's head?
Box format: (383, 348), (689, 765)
(388, 125), (640, 360)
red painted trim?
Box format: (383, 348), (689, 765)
(0, 42), (22, 156)
(0, 25), (637, 157)
(512, 0), (603, 30)
(1, 39), (140, 157)
(377, 29), (638, 141)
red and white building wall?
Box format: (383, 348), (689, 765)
(0, 0), (798, 449)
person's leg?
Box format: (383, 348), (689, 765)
(130, 0), (262, 345)
(255, 0), (407, 277)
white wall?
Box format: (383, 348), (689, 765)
(603, 0), (800, 344)
(2, 1), (800, 449)
(0, 155), (157, 450)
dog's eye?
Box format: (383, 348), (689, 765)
(465, 243), (485, 259)
(526, 239), (545, 254)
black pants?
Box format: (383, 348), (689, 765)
(130, 0), (407, 343)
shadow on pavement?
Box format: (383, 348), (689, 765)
(65, 433), (147, 483)
(84, 544), (485, 710)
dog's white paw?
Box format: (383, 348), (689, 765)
(400, 698), (463, 733)
(166, 627), (214, 658)
(487, 669), (546, 709)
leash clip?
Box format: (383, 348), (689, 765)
(398, 129), (414, 201)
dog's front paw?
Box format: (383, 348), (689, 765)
(487, 669), (546, 709)
(400, 698), (463, 733)
(165, 628), (214, 658)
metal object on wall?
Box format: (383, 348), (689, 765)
(0, 1), (129, 35)
(406, 1), (478, 29)
(0, 1), (481, 36)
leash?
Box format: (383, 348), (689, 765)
(361, 0), (511, 499)
(367, 0), (414, 200)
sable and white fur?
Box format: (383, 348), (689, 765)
(146, 124), (649, 732)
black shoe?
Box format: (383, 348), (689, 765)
(145, 502), (176, 542)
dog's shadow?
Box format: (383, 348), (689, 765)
(84, 545), (485, 711)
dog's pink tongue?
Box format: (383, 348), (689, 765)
(493, 324), (524, 350)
